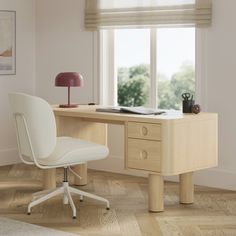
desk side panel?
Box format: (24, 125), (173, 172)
(55, 116), (107, 145)
(161, 114), (218, 175)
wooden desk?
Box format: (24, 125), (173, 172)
(45, 106), (218, 212)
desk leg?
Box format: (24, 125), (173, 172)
(43, 169), (56, 190)
(148, 174), (164, 212)
(179, 172), (194, 204)
(72, 163), (87, 186)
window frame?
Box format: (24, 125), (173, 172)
(93, 27), (207, 109)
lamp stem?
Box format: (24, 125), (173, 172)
(68, 86), (71, 107)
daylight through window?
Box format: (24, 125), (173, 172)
(114, 28), (195, 110)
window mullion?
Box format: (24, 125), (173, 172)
(150, 28), (157, 108)
(108, 30), (117, 106)
(99, 30), (117, 106)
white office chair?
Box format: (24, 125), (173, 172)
(9, 93), (110, 219)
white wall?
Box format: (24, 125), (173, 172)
(0, 0), (36, 166)
(35, 0), (236, 190)
(35, 0), (96, 105)
(205, 0), (236, 172)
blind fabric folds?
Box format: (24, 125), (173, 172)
(85, 0), (212, 30)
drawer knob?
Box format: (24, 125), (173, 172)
(141, 126), (148, 136)
(140, 150), (148, 160)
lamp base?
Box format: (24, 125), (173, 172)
(59, 104), (78, 108)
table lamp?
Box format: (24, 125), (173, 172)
(55, 72), (83, 108)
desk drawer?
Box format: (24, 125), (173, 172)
(127, 138), (161, 172)
(128, 122), (161, 141)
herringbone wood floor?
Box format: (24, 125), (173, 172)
(0, 164), (236, 236)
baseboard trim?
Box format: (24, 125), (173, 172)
(88, 155), (236, 191)
(165, 168), (236, 191)
(0, 148), (21, 166)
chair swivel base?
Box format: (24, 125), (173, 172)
(27, 182), (110, 219)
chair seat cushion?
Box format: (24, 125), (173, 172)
(38, 137), (109, 167)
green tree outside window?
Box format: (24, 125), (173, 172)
(117, 63), (195, 110)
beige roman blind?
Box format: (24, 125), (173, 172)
(85, 0), (212, 30)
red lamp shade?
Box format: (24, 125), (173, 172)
(55, 72), (83, 108)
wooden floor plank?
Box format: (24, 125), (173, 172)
(136, 213), (163, 236)
(116, 210), (142, 236)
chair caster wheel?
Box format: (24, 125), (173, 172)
(106, 207), (110, 210)
(27, 212), (31, 215)
(73, 216), (77, 219)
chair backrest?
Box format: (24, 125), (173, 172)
(9, 93), (57, 161)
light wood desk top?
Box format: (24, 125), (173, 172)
(50, 105), (218, 212)
(53, 105), (216, 123)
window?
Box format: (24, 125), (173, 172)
(116, 29), (150, 107)
(100, 28), (196, 110)
(157, 28), (195, 109)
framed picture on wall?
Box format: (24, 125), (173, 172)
(0, 11), (16, 75)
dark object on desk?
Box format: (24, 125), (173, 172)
(182, 93), (195, 113)
(55, 72), (83, 108)
(96, 106), (166, 115)
(88, 103), (96, 105)
(182, 99), (195, 113)
(192, 104), (201, 114)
